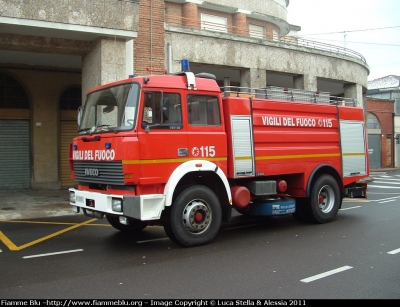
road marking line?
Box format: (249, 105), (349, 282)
(340, 206), (362, 211)
(23, 249), (83, 259)
(301, 266), (353, 283)
(368, 192), (400, 195)
(368, 185), (400, 189)
(0, 220), (109, 226)
(137, 238), (169, 243)
(373, 195), (400, 203)
(379, 200), (397, 204)
(373, 181), (400, 185)
(0, 231), (18, 250)
(0, 218), (97, 251)
(388, 248), (400, 255)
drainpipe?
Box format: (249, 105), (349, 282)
(150, 0), (153, 71)
(167, 42), (172, 74)
(393, 112), (395, 167)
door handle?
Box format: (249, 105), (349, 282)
(178, 148), (188, 157)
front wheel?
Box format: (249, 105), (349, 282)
(163, 185), (222, 247)
(106, 214), (148, 232)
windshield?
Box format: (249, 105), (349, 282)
(79, 83), (139, 134)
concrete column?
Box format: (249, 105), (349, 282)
(294, 74), (317, 92)
(344, 83), (364, 108)
(82, 37), (127, 102)
(240, 68), (267, 90)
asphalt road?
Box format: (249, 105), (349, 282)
(1, 171), (399, 299)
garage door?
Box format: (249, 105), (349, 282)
(368, 134), (381, 169)
(60, 120), (78, 188)
(397, 142), (400, 167)
(0, 120), (31, 189)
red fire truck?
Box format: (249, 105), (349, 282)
(69, 71), (369, 247)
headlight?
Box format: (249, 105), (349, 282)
(69, 191), (76, 203)
(112, 198), (123, 212)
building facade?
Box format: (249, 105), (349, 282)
(367, 75), (400, 168)
(0, 0), (370, 190)
(366, 98), (394, 169)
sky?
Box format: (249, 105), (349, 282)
(287, 0), (400, 81)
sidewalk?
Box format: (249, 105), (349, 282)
(0, 188), (72, 220)
(0, 168), (398, 220)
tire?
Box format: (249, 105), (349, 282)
(292, 197), (309, 222)
(106, 214), (148, 232)
(297, 174), (341, 224)
(161, 207), (180, 245)
(163, 185), (222, 247)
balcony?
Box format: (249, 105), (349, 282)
(165, 14), (366, 64)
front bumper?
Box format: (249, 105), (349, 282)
(69, 188), (166, 221)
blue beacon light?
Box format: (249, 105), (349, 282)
(181, 59), (190, 72)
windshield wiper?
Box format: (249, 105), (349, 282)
(92, 125), (118, 134)
(78, 127), (92, 134)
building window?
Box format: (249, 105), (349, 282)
(395, 98), (400, 115)
(273, 29), (280, 41)
(201, 14), (227, 33)
(249, 24), (265, 39)
(0, 73), (29, 109)
(367, 112), (381, 129)
(60, 87), (82, 110)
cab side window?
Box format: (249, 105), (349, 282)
(142, 92), (182, 128)
(187, 95), (221, 126)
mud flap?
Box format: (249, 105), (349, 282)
(221, 203), (232, 222)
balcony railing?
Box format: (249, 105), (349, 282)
(222, 85), (357, 107)
(165, 14), (366, 64)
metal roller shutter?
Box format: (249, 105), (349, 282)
(368, 134), (381, 169)
(0, 120), (31, 189)
(60, 120), (78, 187)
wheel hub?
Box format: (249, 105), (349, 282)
(195, 212), (203, 222)
(182, 201), (211, 233)
(318, 185), (334, 213)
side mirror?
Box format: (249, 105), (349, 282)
(77, 106), (83, 126)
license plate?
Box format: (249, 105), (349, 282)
(76, 195), (84, 203)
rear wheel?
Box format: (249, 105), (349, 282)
(293, 174), (341, 223)
(163, 185), (222, 247)
(106, 214), (148, 232)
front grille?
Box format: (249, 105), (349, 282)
(73, 161), (124, 185)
